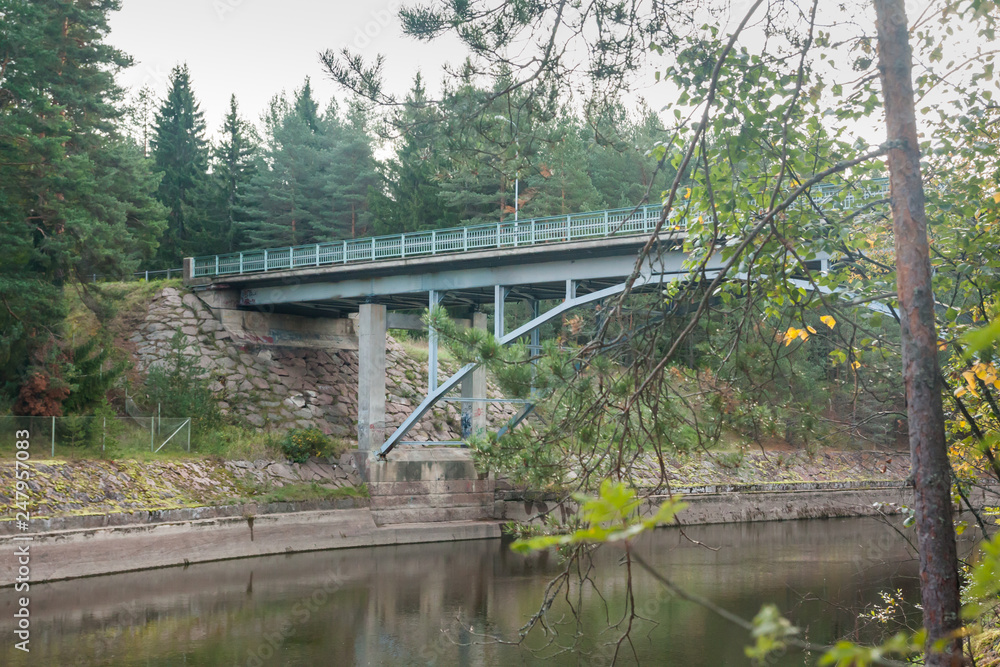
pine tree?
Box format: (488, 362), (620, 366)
(0, 0), (167, 397)
(585, 105), (670, 208)
(151, 63), (209, 265)
(326, 101), (380, 237)
(242, 86), (329, 247)
(369, 74), (460, 234)
(522, 111), (603, 217)
(242, 82), (380, 247)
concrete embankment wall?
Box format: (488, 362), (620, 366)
(495, 482), (930, 525)
(4, 480), (986, 586)
(0, 506), (501, 585)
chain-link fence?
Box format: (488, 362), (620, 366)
(85, 267), (183, 283)
(0, 415), (192, 458)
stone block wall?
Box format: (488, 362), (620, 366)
(130, 286), (518, 441)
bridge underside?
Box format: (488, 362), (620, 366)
(186, 233), (822, 462)
(239, 276), (639, 317)
(208, 234), (684, 312)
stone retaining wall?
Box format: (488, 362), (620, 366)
(129, 286), (517, 441)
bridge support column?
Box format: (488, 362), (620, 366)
(530, 300), (540, 394)
(494, 285), (506, 339)
(529, 300), (540, 356)
(428, 290), (440, 393)
(462, 312), (488, 438)
(357, 303), (387, 452)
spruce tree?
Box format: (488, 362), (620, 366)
(0, 0), (166, 397)
(151, 63), (209, 265)
(191, 95), (259, 254)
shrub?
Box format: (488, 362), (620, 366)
(280, 427), (332, 463)
(144, 331), (220, 431)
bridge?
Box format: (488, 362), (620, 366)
(183, 184), (885, 460)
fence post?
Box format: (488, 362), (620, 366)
(343, 240), (348, 263)
(401, 234), (406, 258)
(566, 215), (571, 240)
(264, 249), (268, 271)
(145, 270), (149, 281)
(150, 417), (154, 452)
(216, 256), (220, 275)
(432, 230), (437, 255)
(187, 419), (191, 452)
(371, 238), (375, 261)
(531, 219), (536, 244)
(315, 244), (320, 266)
(239, 252), (244, 274)
(288, 246), (293, 269)
(51, 416), (55, 457)
(464, 227), (468, 252)
(604, 210), (609, 236)
(103, 417), (106, 453)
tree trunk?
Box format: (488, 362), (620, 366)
(873, 1), (963, 664)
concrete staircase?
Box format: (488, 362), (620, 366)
(351, 447), (495, 526)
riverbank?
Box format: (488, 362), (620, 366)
(3, 448), (974, 586)
(7, 478), (985, 586)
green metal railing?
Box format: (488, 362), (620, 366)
(190, 179), (890, 279)
(191, 205), (671, 278)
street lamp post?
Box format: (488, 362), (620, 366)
(494, 115), (519, 221)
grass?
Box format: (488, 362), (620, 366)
(974, 628), (1000, 667)
(63, 279), (184, 343)
(256, 482), (369, 504)
(397, 337), (455, 365)
(0, 420), (286, 462)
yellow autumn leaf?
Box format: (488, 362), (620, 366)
(851, 360), (861, 370)
(684, 187), (691, 199)
(956, 387), (968, 398)
(806, 325), (817, 334)
(697, 215), (703, 224)
(820, 315), (836, 329)
(783, 327), (800, 346)
(938, 341), (948, 351)
(993, 192), (1000, 204)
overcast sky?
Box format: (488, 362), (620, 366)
(109, 0), (465, 132)
(108, 0), (995, 148)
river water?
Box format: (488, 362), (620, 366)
(1, 517), (924, 666)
